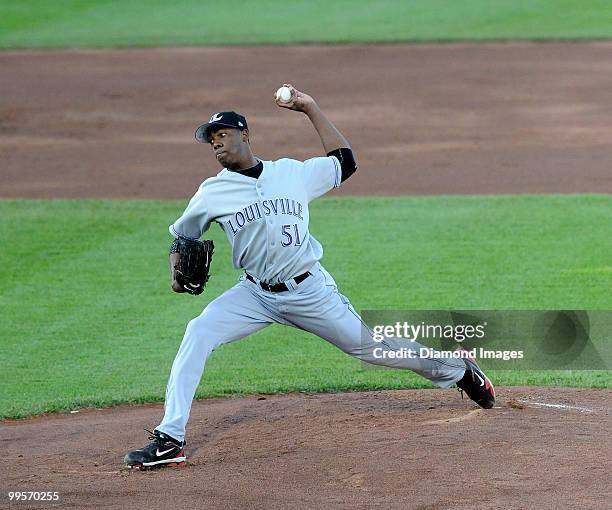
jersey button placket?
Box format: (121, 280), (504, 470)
(257, 180), (275, 275)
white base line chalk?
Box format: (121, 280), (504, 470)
(518, 400), (594, 413)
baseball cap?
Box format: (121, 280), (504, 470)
(195, 111), (248, 143)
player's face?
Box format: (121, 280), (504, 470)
(208, 127), (247, 168)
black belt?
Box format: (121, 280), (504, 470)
(246, 271), (311, 293)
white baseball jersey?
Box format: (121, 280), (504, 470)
(170, 156), (342, 283)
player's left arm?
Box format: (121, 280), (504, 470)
(168, 184), (212, 293)
(275, 84), (357, 182)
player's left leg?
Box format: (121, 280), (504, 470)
(157, 280), (278, 441)
(124, 280), (280, 469)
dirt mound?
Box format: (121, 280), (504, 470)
(3, 388), (610, 509)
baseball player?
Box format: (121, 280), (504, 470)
(124, 85), (495, 469)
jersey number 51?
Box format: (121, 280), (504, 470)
(281, 224), (302, 247)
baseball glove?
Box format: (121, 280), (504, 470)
(172, 237), (214, 295)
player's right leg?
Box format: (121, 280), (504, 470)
(282, 264), (494, 408)
(124, 279), (277, 468)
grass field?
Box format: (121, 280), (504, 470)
(1, 195), (610, 419)
(1, 0), (611, 49)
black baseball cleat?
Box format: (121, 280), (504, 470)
(456, 354), (496, 409)
(124, 429), (186, 469)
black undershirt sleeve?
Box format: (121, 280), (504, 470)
(326, 148), (357, 183)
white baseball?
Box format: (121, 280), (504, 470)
(276, 86), (293, 103)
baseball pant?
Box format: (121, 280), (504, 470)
(157, 263), (467, 441)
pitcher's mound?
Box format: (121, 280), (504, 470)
(3, 387), (610, 509)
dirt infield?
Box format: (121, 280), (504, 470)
(3, 388), (610, 509)
(2, 42), (612, 198)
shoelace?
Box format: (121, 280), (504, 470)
(143, 428), (172, 449)
(144, 428), (184, 448)
(144, 428), (160, 442)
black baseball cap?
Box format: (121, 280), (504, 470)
(194, 111), (248, 143)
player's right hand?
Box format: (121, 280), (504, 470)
(274, 84), (316, 114)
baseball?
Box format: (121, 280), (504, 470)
(275, 86), (293, 103)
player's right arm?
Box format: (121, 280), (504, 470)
(275, 84), (358, 192)
(303, 102), (357, 183)
(299, 96), (350, 154)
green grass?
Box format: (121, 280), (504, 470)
(0, 195), (610, 419)
(1, 0), (611, 49)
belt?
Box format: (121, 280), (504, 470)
(245, 271), (311, 293)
